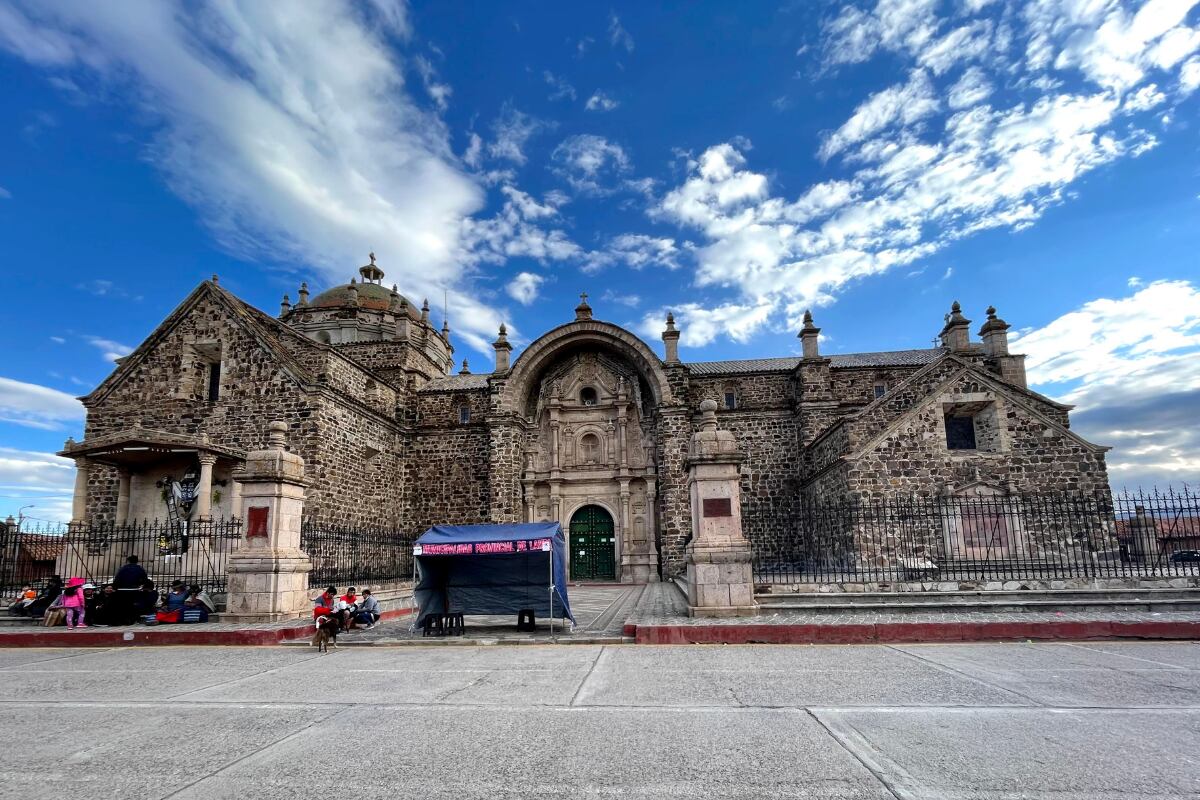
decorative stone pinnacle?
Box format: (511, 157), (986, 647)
(460, 359), (470, 375)
(951, 300), (961, 313)
(575, 291), (593, 321)
(665, 312), (676, 330)
(298, 282), (309, 306)
(267, 420), (288, 450)
(211, 274), (219, 284)
(699, 398), (719, 429)
(369, 251), (376, 265)
(986, 305), (997, 318)
(499, 323), (507, 336)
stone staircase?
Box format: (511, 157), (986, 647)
(755, 588), (1200, 614)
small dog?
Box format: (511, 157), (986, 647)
(312, 614), (339, 652)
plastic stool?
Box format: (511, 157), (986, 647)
(422, 614), (444, 637)
(444, 613), (465, 636)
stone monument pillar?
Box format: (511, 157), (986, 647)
(684, 399), (756, 617)
(224, 421), (312, 622)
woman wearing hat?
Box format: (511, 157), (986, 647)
(60, 577), (88, 629)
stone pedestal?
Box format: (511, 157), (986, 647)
(684, 400), (756, 617)
(223, 421), (312, 623)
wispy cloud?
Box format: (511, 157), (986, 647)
(544, 71), (576, 102)
(0, 376), (84, 430)
(84, 336), (132, 363)
(1012, 279), (1200, 489)
(585, 90), (619, 111)
(506, 271), (545, 305)
(609, 13), (634, 52)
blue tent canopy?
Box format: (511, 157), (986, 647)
(413, 522), (574, 625)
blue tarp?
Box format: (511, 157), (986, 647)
(413, 522), (574, 626)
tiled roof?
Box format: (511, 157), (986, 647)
(419, 374), (490, 392)
(685, 348), (943, 375)
(19, 534), (64, 562)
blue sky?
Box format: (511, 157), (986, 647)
(1, 0), (1198, 521)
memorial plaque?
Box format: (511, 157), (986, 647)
(702, 498), (732, 517)
(246, 506), (269, 537)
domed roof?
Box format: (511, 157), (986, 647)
(310, 281), (407, 311)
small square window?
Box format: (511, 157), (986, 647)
(874, 383), (886, 399)
(945, 415), (977, 450)
(458, 405), (471, 424)
(723, 391), (737, 410)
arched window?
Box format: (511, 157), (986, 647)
(458, 404), (471, 424)
(723, 387), (737, 410)
(580, 386), (598, 406)
(580, 433), (601, 464)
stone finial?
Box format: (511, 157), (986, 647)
(939, 299), (972, 351)
(662, 311), (681, 364)
(979, 304), (1011, 355)
(65, 436), (75, 449)
(298, 282), (309, 306)
(267, 420), (288, 450)
(690, 398), (739, 461)
(388, 286), (399, 313)
(459, 359), (470, 375)
(211, 274), (219, 284)
(347, 280), (359, 306)
(442, 319), (450, 338)
(492, 323), (513, 372)
(280, 294), (291, 317)
(799, 309), (821, 359)
(575, 291), (593, 321)
(421, 299), (430, 323)
(699, 398), (719, 429)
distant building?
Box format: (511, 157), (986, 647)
(61, 255), (1111, 581)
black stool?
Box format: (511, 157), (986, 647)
(444, 613), (465, 636)
(517, 609), (536, 631)
(422, 614), (444, 637)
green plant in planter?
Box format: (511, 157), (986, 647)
(211, 488), (223, 506)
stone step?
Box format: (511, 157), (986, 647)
(755, 588), (1200, 614)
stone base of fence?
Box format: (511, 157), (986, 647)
(758, 575), (1200, 594)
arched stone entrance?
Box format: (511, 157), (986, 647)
(569, 504), (616, 581)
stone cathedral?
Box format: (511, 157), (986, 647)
(61, 256), (1112, 582)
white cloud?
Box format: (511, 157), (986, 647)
(84, 336), (133, 363)
(1124, 83), (1167, 110)
(585, 91), (619, 111)
(550, 134), (631, 194)
(600, 290), (641, 307)
(0, 447), (77, 522)
(488, 103), (546, 165)
(0, 1), (517, 353)
(609, 13), (634, 52)
(0, 185), (11, 199)
(637, 301), (775, 348)
(463, 132), (483, 168)
(461, 185), (583, 266)
(1181, 55), (1200, 92)
(819, 70), (940, 160)
(506, 272), (545, 305)
(584, 234), (682, 274)
(1011, 280), (1200, 489)
(947, 65), (994, 110)
(413, 55), (451, 111)
(544, 71), (576, 102)
(0, 376), (84, 430)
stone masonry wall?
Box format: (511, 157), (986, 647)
(408, 388), (491, 533)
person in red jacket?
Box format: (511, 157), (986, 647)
(312, 586), (337, 620)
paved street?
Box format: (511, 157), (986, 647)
(4, 641), (1200, 798)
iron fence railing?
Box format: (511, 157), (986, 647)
(0, 519), (243, 600)
(300, 520), (417, 589)
(754, 487), (1200, 584)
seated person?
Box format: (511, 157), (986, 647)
(355, 589), (381, 629)
(312, 586), (338, 620)
(21, 576), (63, 619)
(183, 584), (215, 622)
(164, 581), (189, 612)
(336, 587), (360, 630)
(8, 585), (36, 617)
(86, 584), (116, 626)
(132, 580), (160, 619)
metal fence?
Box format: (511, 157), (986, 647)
(300, 521), (417, 589)
(0, 519), (243, 600)
(754, 487), (1200, 584)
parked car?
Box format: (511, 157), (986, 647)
(1169, 550), (1200, 563)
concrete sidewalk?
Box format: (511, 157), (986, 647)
(4, 641), (1200, 797)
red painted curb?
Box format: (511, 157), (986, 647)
(0, 608), (413, 648)
(633, 620), (1200, 645)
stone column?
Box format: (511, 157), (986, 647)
(223, 421), (312, 622)
(115, 468), (131, 526)
(70, 457), (90, 525)
(194, 453), (217, 522)
(229, 478), (242, 521)
(684, 400), (756, 617)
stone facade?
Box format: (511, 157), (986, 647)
(61, 257), (1112, 582)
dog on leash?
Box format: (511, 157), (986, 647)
(312, 614), (339, 652)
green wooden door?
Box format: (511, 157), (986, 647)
(569, 505), (616, 581)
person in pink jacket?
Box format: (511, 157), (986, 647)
(60, 577), (88, 629)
